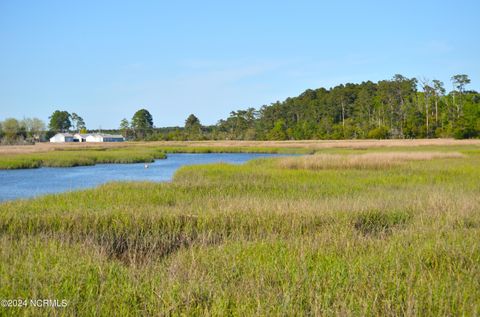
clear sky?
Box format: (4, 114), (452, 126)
(1, 0), (479, 129)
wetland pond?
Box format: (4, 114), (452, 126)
(0, 153), (284, 201)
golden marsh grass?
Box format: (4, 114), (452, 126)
(278, 151), (466, 170)
(1, 138), (480, 155)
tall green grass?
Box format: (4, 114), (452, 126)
(0, 148), (167, 169)
(0, 148), (479, 315)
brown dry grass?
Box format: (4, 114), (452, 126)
(1, 138), (480, 155)
(161, 139), (480, 149)
(278, 151), (466, 170)
(0, 142), (131, 154)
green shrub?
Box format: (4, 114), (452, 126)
(367, 126), (390, 139)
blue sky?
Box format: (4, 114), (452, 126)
(1, 1), (479, 129)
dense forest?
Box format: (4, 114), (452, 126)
(151, 74), (480, 140)
(1, 74), (479, 144)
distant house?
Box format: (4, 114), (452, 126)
(85, 134), (125, 142)
(50, 133), (124, 143)
(49, 133), (74, 143)
(73, 133), (90, 142)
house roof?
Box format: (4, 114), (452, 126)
(103, 134), (124, 138)
(87, 133), (124, 138)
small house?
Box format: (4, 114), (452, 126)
(49, 133), (74, 143)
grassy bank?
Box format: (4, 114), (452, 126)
(1, 146), (479, 315)
(1, 139), (480, 169)
(0, 147), (167, 169)
(0, 144), (312, 169)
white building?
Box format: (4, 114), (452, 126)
(85, 134), (125, 142)
(49, 133), (74, 143)
(73, 133), (90, 142)
(50, 133), (125, 143)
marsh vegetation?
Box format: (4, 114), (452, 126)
(0, 143), (311, 169)
(277, 151), (465, 170)
(0, 141), (479, 315)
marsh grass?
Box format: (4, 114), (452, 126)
(0, 148), (167, 169)
(0, 146), (479, 315)
(0, 145), (311, 169)
(278, 151), (465, 170)
(353, 210), (411, 236)
(2, 138), (479, 155)
(1, 138), (479, 169)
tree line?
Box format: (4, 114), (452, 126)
(0, 111), (87, 144)
(0, 117), (46, 145)
(2, 73), (478, 144)
(128, 73), (480, 141)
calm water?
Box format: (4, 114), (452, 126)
(0, 153), (283, 202)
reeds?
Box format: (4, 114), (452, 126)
(278, 151), (465, 170)
(0, 147), (479, 315)
(0, 148), (166, 169)
(1, 139), (478, 169)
